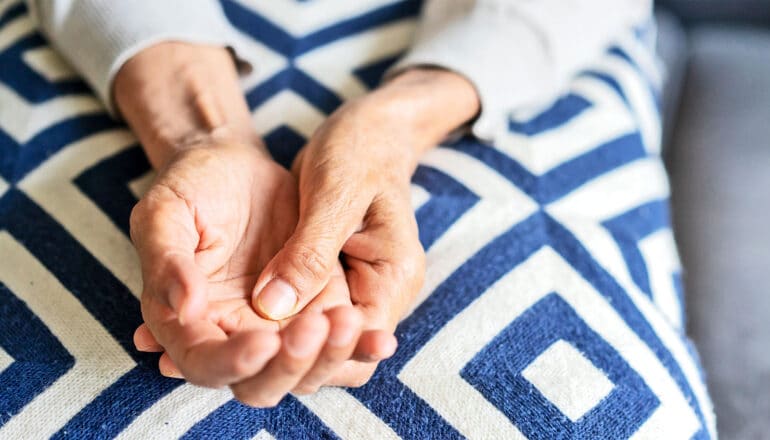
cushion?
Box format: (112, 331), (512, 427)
(0, 1), (715, 438)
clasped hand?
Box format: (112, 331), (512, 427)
(130, 100), (425, 407)
(118, 43), (476, 408)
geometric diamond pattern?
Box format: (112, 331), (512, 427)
(0, 345), (12, 373)
(462, 289), (659, 438)
(522, 339), (616, 422)
(0, 0), (715, 438)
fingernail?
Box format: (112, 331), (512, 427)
(328, 323), (357, 348)
(257, 278), (298, 319)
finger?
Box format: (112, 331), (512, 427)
(231, 312), (330, 407)
(299, 262), (352, 316)
(343, 190), (425, 314)
(326, 361), (378, 388)
(215, 303), (280, 334)
(351, 330), (398, 362)
(145, 298), (281, 388)
(158, 253), (209, 325)
(159, 352), (183, 379)
(134, 323), (163, 352)
(251, 166), (371, 320)
(292, 306), (363, 394)
(342, 189), (421, 273)
(131, 190), (207, 324)
(180, 330), (281, 387)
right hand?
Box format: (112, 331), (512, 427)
(130, 140), (395, 405)
(115, 41), (398, 406)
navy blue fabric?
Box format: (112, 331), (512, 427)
(0, 283), (74, 425)
(602, 200), (670, 297)
(463, 293), (658, 439)
(0, 1), (713, 438)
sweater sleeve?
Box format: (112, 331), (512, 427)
(387, 0), (653, 142)
(25, 0), (249, 117)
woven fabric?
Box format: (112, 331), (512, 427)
(0, 0), (715, 438)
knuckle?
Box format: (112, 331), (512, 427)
(289, 244), (334, 283)
(391, 248), (426, 289)
(128, 190), (177, 247)
(403, 250), (426, 282)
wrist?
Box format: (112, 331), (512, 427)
(296, 68), (480, 190)
(365, 68), (480, 153)
(114, 42), (262, 169)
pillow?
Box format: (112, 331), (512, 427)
(0, 0), (715, 438)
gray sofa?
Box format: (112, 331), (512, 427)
(656, 2), (770, 438)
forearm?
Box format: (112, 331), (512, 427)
(349, 68), (480, 173)
(114, 42), (262, 170)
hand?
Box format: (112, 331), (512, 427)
(116, 42), (398, 406)
(249, 69), (480, 387)
(130, 141), (396, 404)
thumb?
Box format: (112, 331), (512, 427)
(252, 187), (368, 320)
(152, 251), (208, 324)
(131, 190), (207, 324)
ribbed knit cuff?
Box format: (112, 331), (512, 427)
(386, 5), (556, 142)
(30, 0), (250, 118)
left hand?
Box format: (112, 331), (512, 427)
(118, 42), (401, 404)
(129, 142), (395, 403)
(250, 69), (480, 388)
(140, 68), (480, 392)
(133, 119), (423, 391)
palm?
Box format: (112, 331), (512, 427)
(138, 144), (350, 340)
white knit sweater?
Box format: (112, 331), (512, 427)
(25, 0), (652, 142)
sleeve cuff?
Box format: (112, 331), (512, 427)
(34, 0), (251, 118)
(385, 7), (559, 143)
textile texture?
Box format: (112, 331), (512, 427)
(0, 0), (715, 438)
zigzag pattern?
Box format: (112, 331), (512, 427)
(0, 0), (714, 438)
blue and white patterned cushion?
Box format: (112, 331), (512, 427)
(0, 0), (716, 438)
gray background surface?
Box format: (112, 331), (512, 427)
(657, 2), (770, 437)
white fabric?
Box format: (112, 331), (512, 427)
(26, 0), (651, 141)
(388, 0), (652, 141)
(0, 2), (716, 438)
(25, 0), (246, 116)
